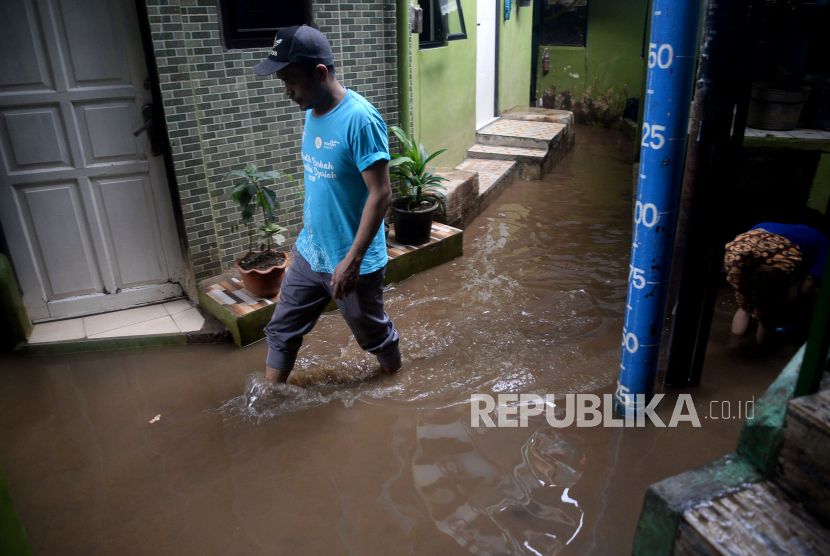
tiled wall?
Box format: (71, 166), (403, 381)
(144, 0), (399, 282)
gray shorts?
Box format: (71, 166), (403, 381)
(264, 245), (400, 371)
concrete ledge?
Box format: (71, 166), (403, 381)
(778, 389), (830, 523)
(432, 167), (479, 228)
(20, 333), (188, 356)
(0, 254), (31, 353)
(736, 343), (806, 474)
(632, 453), (763, 556)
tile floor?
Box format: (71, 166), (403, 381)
(27, 300), (205, 344)
(745, 127), (830, 139)
(478, 119), (566, 141)
(456, 158), (517, 192)
(467, 144), (547, 159)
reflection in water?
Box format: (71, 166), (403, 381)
(408, 421), (584, 556)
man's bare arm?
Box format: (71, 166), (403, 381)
(330, 159), (392, 301)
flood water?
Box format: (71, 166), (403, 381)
(0, 127), (801, 555)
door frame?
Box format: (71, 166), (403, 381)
(133, 0), (196, 300)
(476, 0), (502, 129)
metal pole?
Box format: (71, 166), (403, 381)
(660, 0), (751, 387)
(615, 0), (701, 417)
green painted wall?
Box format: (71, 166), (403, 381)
(535, 0), (650, 125)
(499, 2), (535, 112)
(410, 0), (534, 167)
(411, 0), (478, 168)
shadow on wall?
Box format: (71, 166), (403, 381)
(541, 85), (627, 127)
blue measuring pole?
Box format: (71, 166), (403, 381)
(615, 0), (701, 417)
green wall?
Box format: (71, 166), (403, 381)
(535, 0), (650, 125)
(411, 0), (535, 167)
(411, 0), (478, 168)
(499, 2), (535, 112)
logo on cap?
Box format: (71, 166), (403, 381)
(273, 38), (282, 48)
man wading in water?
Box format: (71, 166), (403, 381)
(252, 25), (402, 384)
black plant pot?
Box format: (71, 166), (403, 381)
(391, 197), (439, 246)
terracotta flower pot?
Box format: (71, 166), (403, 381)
(747, 83), (812, 131)
(391, 197), (439, 246)
(235, 250), (289, 298)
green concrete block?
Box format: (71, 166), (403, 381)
(807, 152), (830, 214)
(0, 254), (32, 353)
(743, 137), (830, 152)
(736, 343), (806, 475)
(385, 231), (463, 285)
(20, 334), (187, 356)
(632, 453), (762, 556)
(0, 466), (32, 556)
(197, 288), (277, 348)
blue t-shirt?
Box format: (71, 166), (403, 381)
(295, 90), (390, 274)
(752, 222), (829, 277)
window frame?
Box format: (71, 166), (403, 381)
(218, 0), (315, 50)
(539, 0), (588, 48)
(418, 0), (467, 50)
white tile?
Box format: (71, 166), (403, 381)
(231, 289), (258, 306)
(88, 316), (180, 338)
(28, 319), (86, 344)
(787, 129), (827, 139)
(171, 308), (205, 332)
(744, 128), (760, 137)
(207, 289), (236, 305)
(755, 130), (794, 138)
(164, 299), (191, 315)
(83, 304), (169, 336)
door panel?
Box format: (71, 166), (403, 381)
(56, 0), (130, 86)
(476, 0), (497, 129)
(98, 176), (166, 287)
(76, 101), (144, 163)
(22, 182), (100, 298)
(0, 0), (54, 91)
(1, 106), (72, 170)
(0, 0), (185, 321)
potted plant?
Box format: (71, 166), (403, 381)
(748, 0), (816, 130)
(388, 126), (448, 245)
(226, 163), (298, 298)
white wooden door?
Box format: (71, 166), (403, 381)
(0, 0), (185, 321)
(476, 0), (497, 129)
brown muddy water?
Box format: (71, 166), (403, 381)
(0, 127), (800, 555)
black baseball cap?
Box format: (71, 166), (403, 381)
(252, 25), (334, 76)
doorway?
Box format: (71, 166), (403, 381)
(0, 0), (186, 321)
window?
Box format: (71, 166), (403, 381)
(219, 0), (314, 50)
(540, 0), (588, 47)
(419, 0), (467, 49)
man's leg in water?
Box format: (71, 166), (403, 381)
(263, 247), (331, 383)
(330, 265), (401, 373)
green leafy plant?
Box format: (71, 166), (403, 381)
(226, 163), (299, 264)
(388, 126), (448, 212)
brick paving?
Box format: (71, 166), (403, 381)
(477, 119), (566, 141)
(467, 144), (547, 159)
(455, 159), (517, 193)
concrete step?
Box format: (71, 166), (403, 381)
(674, 481), (830, 555)
(466, 144), (549, 180)
(476, 118), (566, 150)
(431, 167), (479, 229)
(454, 158), (518, 227)
(501, 106), (574, 126)
(778, 389), (830, 524)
